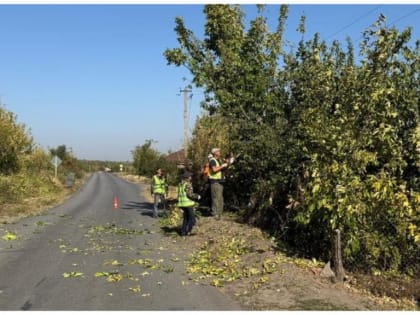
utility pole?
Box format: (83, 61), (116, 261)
(179, 87), (192, 160)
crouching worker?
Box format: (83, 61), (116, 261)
(177, 171), (201, 236)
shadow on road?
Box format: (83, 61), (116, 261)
(121, 201), (156, 217)
(161, 226), (181, 236)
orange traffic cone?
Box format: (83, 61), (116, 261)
(113, 196), (119, 209)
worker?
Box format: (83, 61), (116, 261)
(177, 171), (201, 236)
(151, 168), (166, 218)
(208, 148), (233, 220)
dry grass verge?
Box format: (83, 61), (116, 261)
(0, 175), (87, 224)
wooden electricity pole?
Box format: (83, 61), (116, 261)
(180, 87), (191, 160)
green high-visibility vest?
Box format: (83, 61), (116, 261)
(152, 175), (165, 194)
(208, 158), (222, 180)
(177, 182), (195, 208)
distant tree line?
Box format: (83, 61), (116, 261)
(131, 139), (179, 185)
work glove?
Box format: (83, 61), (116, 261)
(222, 163), (228, 168)
(229, 157), (235, 164)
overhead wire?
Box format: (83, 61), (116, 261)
(388, 7), (420, 26)
(354, 6), (420, 43)
(326, 5), (383, 40)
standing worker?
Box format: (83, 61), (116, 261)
(177, 171), (201, 236)
(151, 168), (166, 218)
(208, 148), (233, 220)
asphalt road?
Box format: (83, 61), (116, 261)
(0, 172), (241, 310)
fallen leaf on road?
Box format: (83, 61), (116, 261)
(95, 272), (110, 278)
(2, 231), (17, 241)
(129, 285), (141, 293)
(106, 273), (123, 282)
(104, 259), (123, 266)
(62, 272), (83, 278)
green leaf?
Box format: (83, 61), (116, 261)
(62, 271), (83, 278)
(94, 272), (110, 278)
(2, 231), (17, 241)
(106, 273), (123, 282)
(312, 183), (320, 193)
(129, 285), (141, 293)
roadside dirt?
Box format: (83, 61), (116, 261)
(171, 215), (415, 310)
(121, 174), (418, 311)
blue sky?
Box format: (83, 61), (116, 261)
(0, 3), (419, 161)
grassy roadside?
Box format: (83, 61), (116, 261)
(0, 174), (88, 224)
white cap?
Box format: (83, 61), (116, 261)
(211, 148), (220, 154)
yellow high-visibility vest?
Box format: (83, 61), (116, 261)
(152, 175), (165, 194)
(177, 182), (195, 208)
(208, 158), (222, 180)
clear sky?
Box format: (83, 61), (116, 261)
(0, 2), (419, 161)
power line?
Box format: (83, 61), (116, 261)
(326, 5), (383, 40)
(354, 6), (420, 43)
(388, 7), (420, 26)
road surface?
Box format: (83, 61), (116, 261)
(0, 172), (241, 310)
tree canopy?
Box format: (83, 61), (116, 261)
(165, 5), (420, 276)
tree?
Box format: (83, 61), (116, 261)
(132, 139), (172, 177)
(165, 5), (290, 211)
(0, 106), (33, 175)
(165, 5), (420, 275)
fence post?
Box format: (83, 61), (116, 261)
(333, 229), (345, 282)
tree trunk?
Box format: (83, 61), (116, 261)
(332, 229), (345, 282)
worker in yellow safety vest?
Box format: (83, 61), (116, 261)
(151, 168), (167, 218)
(208, 148), (233, 220)
(177, 171), (201, 236)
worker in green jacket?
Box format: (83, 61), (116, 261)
(177, 171), (201, 236)
(151, 168), (167, 218)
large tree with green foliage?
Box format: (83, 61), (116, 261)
(165, 5), (419, 275)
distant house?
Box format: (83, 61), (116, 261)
(165, 149), (186, 168)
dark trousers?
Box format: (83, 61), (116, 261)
(153, 193), (165, 217)
(180, 207), (196, 235)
